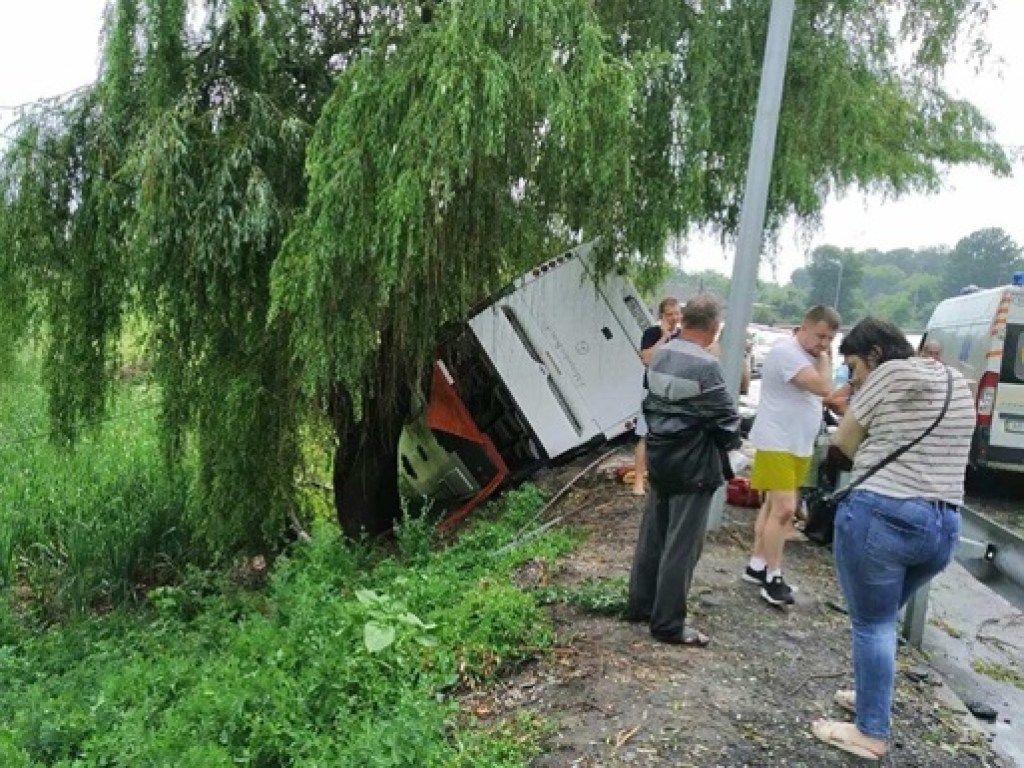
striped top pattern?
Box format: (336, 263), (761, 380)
(849, 358), (975, 505)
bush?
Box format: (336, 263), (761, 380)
(0, 485), (564, 766)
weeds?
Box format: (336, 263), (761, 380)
(0, 484), (565, 765)
(971, 659), (1024, 689)
(1, 358), (200, 619)
(1, 351), (571, 764)
(535, 576), (629, 617)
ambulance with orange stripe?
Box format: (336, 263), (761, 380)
(923, 273), (1024, 474)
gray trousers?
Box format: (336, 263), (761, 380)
(627, 485), (713, 638)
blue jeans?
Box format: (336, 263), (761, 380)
(833, 489), (960, 740)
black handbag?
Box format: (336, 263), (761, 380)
(803, 366), (953, 547)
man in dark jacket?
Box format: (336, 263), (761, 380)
(625, 295), (742, 646)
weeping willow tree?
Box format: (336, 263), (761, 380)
(0, 0), (1010, 547)
(1, 0), (369, 552)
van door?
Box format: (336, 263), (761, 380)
(990, 317), (1024, 463)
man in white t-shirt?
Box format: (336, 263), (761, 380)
(743, 306), (839, 606)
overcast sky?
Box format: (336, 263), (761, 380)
(2, 1), (1021, 285)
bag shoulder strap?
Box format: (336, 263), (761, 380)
(833, 365), (953, 499)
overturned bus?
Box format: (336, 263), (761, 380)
(398, 240), (653, 528)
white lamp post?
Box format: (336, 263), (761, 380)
(833, 258), (844, 309)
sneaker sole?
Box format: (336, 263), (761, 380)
(743, 572), (799, 593)
(760, 587), (796, 606)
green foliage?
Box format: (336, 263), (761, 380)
(273, 0), (655, 420)
(806, 245), (865, 319)
(792, 228), (1021, 328)
(535, 577), (630, 617)
(394, 499), (439, 565)
(0, 357), (200, 619)
(0, 0), (369, 553)
(756, 282), (811, 325)
(0, 484), (560, 766)
(0, 0), (1012, 546)
(861, 263), (910, 300)
(942, 227), (1024, 295)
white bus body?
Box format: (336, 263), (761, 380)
(399, 241), (653, 519)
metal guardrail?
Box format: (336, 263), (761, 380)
(902, 504), (1023, 647)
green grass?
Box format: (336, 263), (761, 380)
(0, 486), (573, 766)
(0, 358), (197, 619)
(1, 348), (580, 764)
(971, 659), (1024, 690)
(535, 576), (629, 617)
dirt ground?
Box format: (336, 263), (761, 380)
(462, 450), (1012, 767)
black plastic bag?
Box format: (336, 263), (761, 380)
(802, 487), (837, 546)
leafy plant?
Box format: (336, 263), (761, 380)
(394, 499), (438, 565)
(0, 482), (565, 765)
(355, 588), (438, 654)
(535, 577), (629, 617)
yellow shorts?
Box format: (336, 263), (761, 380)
(750, 451), (812, 492)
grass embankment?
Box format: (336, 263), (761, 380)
(0, 356), (578, 765)
(0, 359), (190, 619)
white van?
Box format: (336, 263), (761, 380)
(924, 278), (1024, 474)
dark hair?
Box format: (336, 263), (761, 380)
(681, 295), (721, 331)
(838, 317), (914, 364)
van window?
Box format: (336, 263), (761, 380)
(1000, 324), (1024, 384)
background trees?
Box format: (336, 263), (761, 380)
(669, 226), (1021, 329)
(0, 0), (1012, 547)
(942, 227), (1024, 295)
(805, 246), (865, 320)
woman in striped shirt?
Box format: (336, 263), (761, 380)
(810, 318), (975, 761)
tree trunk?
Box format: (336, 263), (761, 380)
(330, 319), (417, 538)
(333, 404), (406, 538)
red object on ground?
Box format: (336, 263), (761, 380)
(425, 363), (509, 531)
(726, 477), (762, 508)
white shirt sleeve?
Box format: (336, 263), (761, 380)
(775, 338), (813, 383)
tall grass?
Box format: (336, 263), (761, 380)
(0, 343), (586, 764)
(0, 486), (574, 766)
(0, 350), (196, 619)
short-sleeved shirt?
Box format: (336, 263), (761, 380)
(749, 336), (822, 457)
(849, 358), (975, 505)
(640, 325), (663, 389)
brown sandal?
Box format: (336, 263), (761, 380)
(812, 720), (886, 760)
(833, 689), (856, 715)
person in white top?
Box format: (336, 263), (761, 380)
(743, 306), (839, 606)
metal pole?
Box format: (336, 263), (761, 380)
(833, 259), (844, 309)
(902, 581), (931, 649)
(710, 0), (796, 530)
